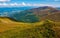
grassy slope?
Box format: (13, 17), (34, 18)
(0, 17), (59, 38)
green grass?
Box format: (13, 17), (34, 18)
(0, 20), (55, 38)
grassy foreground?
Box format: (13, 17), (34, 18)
(0, 18), (59, 38)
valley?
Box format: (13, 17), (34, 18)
(0, 6), (60, 38)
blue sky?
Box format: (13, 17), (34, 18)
(0, 0), (60, 7)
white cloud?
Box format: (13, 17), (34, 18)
(0, 0), (10, 2)
(22, 2), (26, 6)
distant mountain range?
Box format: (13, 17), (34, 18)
(0, 6), (60, 22)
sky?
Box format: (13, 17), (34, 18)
(0, 0), (60, 7)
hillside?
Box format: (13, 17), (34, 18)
(0, 17), (60, 38)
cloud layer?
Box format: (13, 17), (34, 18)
(0, 0), (59, 7)
(0, 2), (56, 7)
